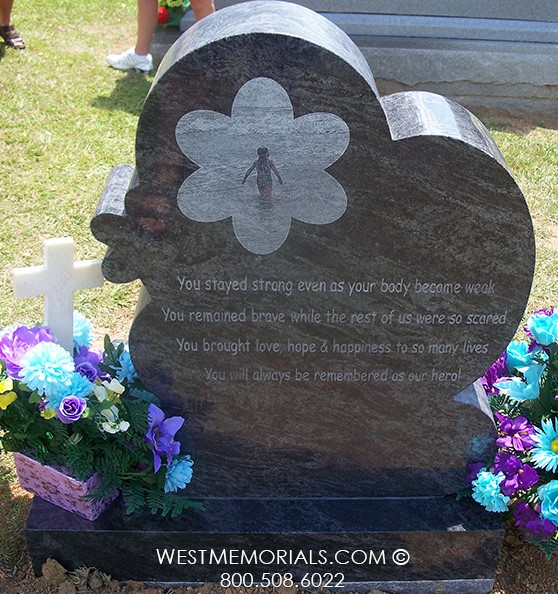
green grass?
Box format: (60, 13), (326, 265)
(0, 0), (147, 341)
(0, 0), (557, 579)
(484, 117), (558, 311)
(0, 0), (147, 571)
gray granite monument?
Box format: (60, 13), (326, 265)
(27, 2), (535, 592)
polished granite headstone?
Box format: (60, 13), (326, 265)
(29, 1), (535, 591)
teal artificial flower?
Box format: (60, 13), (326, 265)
(494, 363), (545, 401)
(538, 480), (558, 527)
(531, 418), (558, 473)
(19, 342), (75, 398)
(472, 470), (510, 512)
(164, 456), (194, 493)
(114, 346), (138, 383)
(505, 340), (542, 373)
(73, 311), (93, 349)
(45, 371), (93, 411)
(527, 311), (558, 346)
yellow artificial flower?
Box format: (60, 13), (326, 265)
(0, 377), (14, 393)
(0, 391), (17, 410)
(40, 407), (57, 420)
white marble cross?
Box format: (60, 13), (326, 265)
(13, 238), (104, 352)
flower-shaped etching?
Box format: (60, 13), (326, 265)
(175, 77), (350, 255)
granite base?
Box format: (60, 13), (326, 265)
(26, 496), (502, 593)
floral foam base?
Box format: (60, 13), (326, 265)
(13, 452), (118, 521)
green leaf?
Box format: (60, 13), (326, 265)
(28, 392), (41, 404)
(529, 536), (558, 560)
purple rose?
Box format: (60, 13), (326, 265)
(0, 325), (56, 379)
(57, 396), (87, 424)
(75, 361), (98, 382)
(74, 346), (103, 382)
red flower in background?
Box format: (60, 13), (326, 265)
(158, 7), (169, 24)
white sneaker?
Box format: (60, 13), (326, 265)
(106, 48), (153, 72)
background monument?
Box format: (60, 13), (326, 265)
(161, 0), (558, 117)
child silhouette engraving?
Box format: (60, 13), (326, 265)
(242, 147), (283, 199)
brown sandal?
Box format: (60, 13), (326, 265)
(0, 25), (26, 50)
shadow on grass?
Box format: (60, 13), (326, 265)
(92, 72), (152, 116)
(0, 465), (32, 579)
(475, 108), (558, 134)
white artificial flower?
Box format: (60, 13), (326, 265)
(102, 378), (125, 395)
(93, 384), (109, 402)
(101, 422), (119, 434)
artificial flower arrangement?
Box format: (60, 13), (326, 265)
(157, 0), (190, 27)
(465, 308), (558, 557)
(0, 313), (202, 517)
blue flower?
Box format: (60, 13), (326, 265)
(494, 364), (545, 401)
(45, 372), (93, 411)
(538, 480), (558, 527)
(19, 342), (75, 398)
(531, 419), (558, 473)
(526, 311), (558, 346)
(505, 340), (542, 372)
(73, 311), (93, 349)
(114, 346), (138, 383)
(164, 456), (194, 493)
(472, 470), (510, 512)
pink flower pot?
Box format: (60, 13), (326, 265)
(13, 452), (118, 521)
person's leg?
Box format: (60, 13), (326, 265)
(0, 0), (25, 49)
(134, 0), (158, 56)
(107, 0), (214, 71)
(106, 0), (155, 71)
(190, 0), (215, 22)
(0, 0), (14, 26)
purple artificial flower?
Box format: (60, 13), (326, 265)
(145, 403), (184, 472)
(57, 396), (87, 424)
(494, 412), (536, 452)
(533, 307), (555, 316)
(481, 352), (508, 394)
(465, 462), (486, 487)
(74, 346), (103, 382)
(513, 501), (556, 538)
(516, 465), (540, 490)
(0, 325), (56, 379)
(493, 452), (539, 496)
(494, 451), (522, 476)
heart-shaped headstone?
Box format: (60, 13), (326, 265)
(92, 1), (535, 497)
